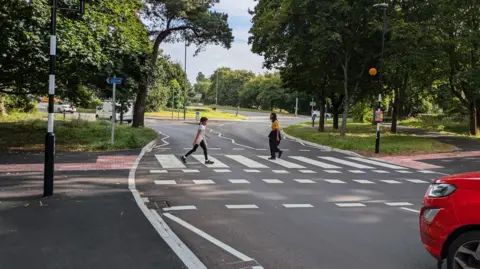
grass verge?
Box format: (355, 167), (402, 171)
(146, 109), (247, 120)
(204, 105), (290, 114)
(283, 122), (456, 156)
(398, 117), (469, 135)
(0, 113), (158, 152)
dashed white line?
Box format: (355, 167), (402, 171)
(273, 170), (289, 174)
(373, 170), (390, 174)
(385, 202), (414, 207)
(299, 170), (316, 174)
(193, 180), (215, 185)
(225, 205), (259, 209)
(229, 179), (250, 184)
(335, 203), (366, 208)
(396, 170), (413, 174)
(182, 169), (200, 173)
(418, 170), (437, 174)
(349, 170), (366, 174)
(262, 179), (284, 184)
(299, 150), (311, 152)
(348, 157), (408, 169)
(353, 180), (375, 184)
(164, 205), (197, 211)
(244, 169), (261, 173)
(319, 157), (374, 169)
(150, 170), (168, 174)
(401, 207), (420, 213)
(233, 148), (245, 151)
(324, 179), (346, 184)
(283, 204), (314, 208)
(406, 179), (429, 184)
(324, 170), (342, 174)
(294, 179), (316, 184)
(256, 149), (268, 151)
(380, 180), (402, 184)
(214, 169), (231, 173)
(154, 180), (177, 185)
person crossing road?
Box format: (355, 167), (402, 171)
(181, 117), (214, 164)
(268, 112), (283, 160)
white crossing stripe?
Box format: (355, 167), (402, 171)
(283, 204), (314, 208)
(256, 148), (268, 151)
(348, 157), (408, 170)
(299, 170), (316, 174)
(397, 170), (413, 174)
(193, 180), (215, 185)
(406, 179), (429, 184)
(385, 202), (413, 207)
(381, 180), (402, 184)
(318, 157), (374, 169)
(214, 169), (231, 173)
(262, 179), (284, 184)
(299, 149), (311, 152)
(192, 155), (229, 168)
(349, 170), (366, 174)
(294, 179), (315, 184)
(229, 179), (250, 184)
(150, 170), (168, 174)
(324, 179), (346, 184)
(209, 148), (221, 150)
(226, 155), (269, 168)
(273, 170), (289, 174)
(226, 205), (259, 209)
(182, 169), (200, 173)
(335, 203), (366, 207)
(418, 170), (437, 174)
(155, 155), (186, 169)
(324, 170), (342, 174)
(164, 206), (197, 211)
(289, 156), (341, 169)
(244, 169), (261, 173)
(353, 180), (375, 184)
(258, 156), (306, 169)
(373, 170), (390, 174)
(155, 180), (177, 185)
(233, 148), (245, 151)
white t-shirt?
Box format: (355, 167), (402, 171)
(195, 125), (206, 145)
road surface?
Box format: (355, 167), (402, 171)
(134, 116), (443, 269)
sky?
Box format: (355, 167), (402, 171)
(159, 0), (265, 83)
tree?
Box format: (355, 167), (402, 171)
(132, 0), (233, 127)
(208, 68), (255, 106)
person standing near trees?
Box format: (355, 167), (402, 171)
(311, 109), (317, 127)
(181, 117), (214, 164)
(268, 112), (283, 160)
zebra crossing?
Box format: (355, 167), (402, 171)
(149, 154), (435, 175)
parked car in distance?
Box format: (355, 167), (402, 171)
(54, 102), (76, 113)
(420, 172), (480, 269)
(96, 100), (133, 124)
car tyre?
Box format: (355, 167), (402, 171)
(447, 231), (480, 269)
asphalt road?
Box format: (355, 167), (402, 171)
(135, 116), (440, 269)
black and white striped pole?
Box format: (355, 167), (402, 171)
(44, 0), (86, 197)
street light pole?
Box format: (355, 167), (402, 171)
(183, 39), (187, 120)
(215, 71), (219, 107)
(44, 0), (86, 197)
(374, 3), (388, 154)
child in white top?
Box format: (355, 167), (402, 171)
(181, 117), (214, 164)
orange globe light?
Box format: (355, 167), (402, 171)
(369, 68), (377, 76)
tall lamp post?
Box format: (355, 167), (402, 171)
(373, 2), (388, 154)
(183, 38), (187, 120)
(44, 0), (86, 197)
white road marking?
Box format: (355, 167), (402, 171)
(324, 179), (346, 184)
(289, 156), (341, 169)
(273, 170), (289, 174)
(347, 157), (408, 169)
(150, 170), (168, 174)
(319, 157), (374, 169)
(299, 149), (311, 152)
(283, 204), (314, 208)
(262, 179), (284, 184)
(401, 207), (420, 213)
(229, 179), (250, 184)
(226, 155), (269, 168)
(182, 169), (200, 173)
(294, 179), (315, 184)
(155, 154), (186, 169)
(349, 170), (366, 174)
(129, 141), (206, 269)
(299, 170), (316, 174)
(163, 213), (254, 262)
(381, 180), (402, 184)
(164, 206), (197, 211)
(385, 202), (414, 207)
(324, 170), (342, 174)
(258, 156), (306, 169)
(353, 180), (375, 184)
(335, 203), (366, 208)
(233, 148), (245, 151)
(192, 155), (229, 168)
(244, 169), (261, 173)
(256, 148), (268, 151)
(373, 170), (390, 174)
(418, 170), (437, 174)
(406, 179), (429, 184)
(252, 267), (265, 269)
(183, 148), (192, 150)
(225, 205), (259, 209)
(142, 197), (149, 203)
(193, 180), (215, 185)
(214, 169), (231, 173)
(154, 180), (177, 185)
(396, 170), (413, 174)
(209, 148), (221, 150)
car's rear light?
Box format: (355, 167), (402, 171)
(423, 208), (440, 223)
(427, 183), (456, 198)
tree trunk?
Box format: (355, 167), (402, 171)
(469, 100), (477, 135)
(391, 89), (399, 134)
(0, 94), (6, 118)
(340, 59), (349, 136)
(318, 96), (325, 132)
(331, 94), (343, 130)
(132, 79), (148, 127)
(476, 99), (480, 129)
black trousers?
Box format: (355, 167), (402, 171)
(269, 139), (280, 158)
(185, 140), (208, 160)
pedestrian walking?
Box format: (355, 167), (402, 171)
(311, 109), (317, 127)
(181, 117), (214, 164)
(268, 112), (283, 160)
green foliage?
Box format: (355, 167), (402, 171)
(207, 68), (255, 106)
(351, 101), (372, 123)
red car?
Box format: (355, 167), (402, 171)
(420, 172), (480, 269)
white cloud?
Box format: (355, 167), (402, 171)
(213, 0), (257, 17)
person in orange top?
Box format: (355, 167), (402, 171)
(268, 112), (283, 160)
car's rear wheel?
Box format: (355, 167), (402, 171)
(447, 231), (480, 269)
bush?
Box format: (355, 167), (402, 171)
(351, 102), (372, 123)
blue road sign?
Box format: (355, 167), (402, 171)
(107, 77), (123, 85)
(196, 111), (200, 116)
